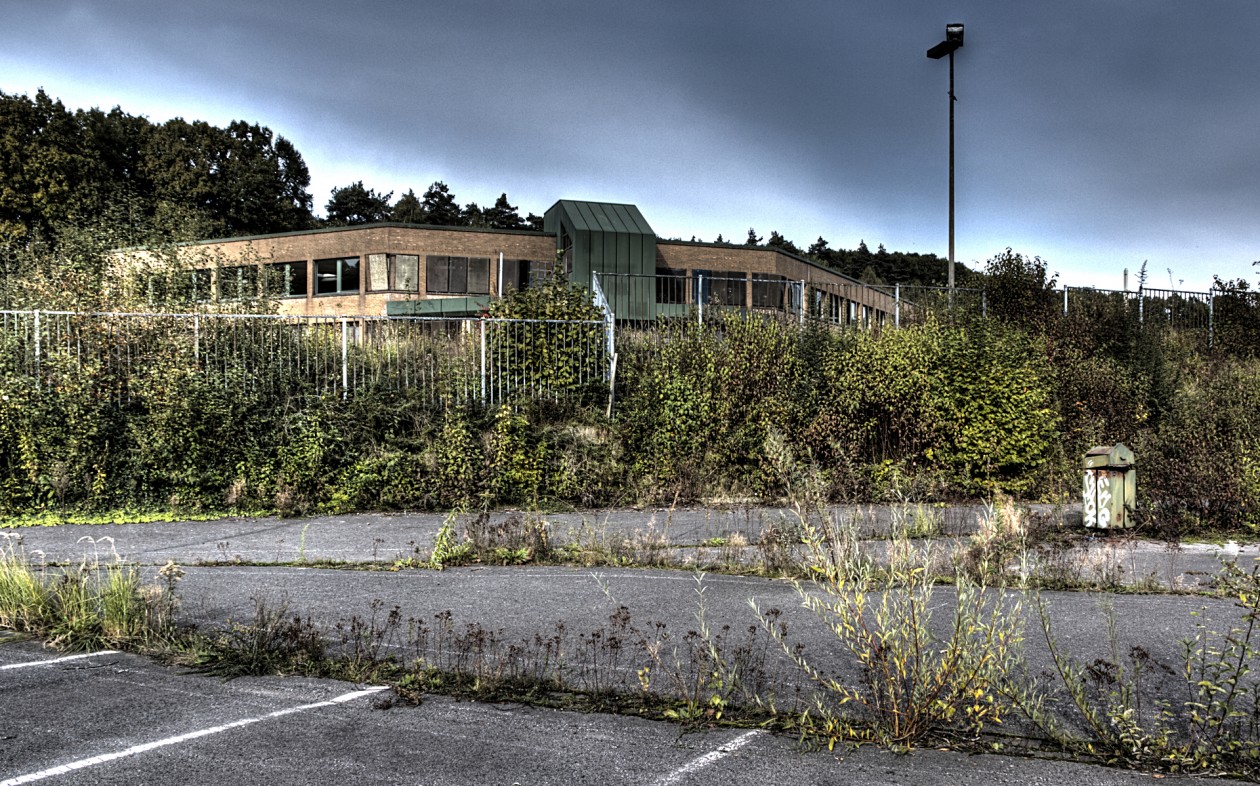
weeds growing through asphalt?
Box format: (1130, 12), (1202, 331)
(11, 497), (1260, 778)
(752, 507), (1026, 750)
(0, 532), (181, 651)
(1014, 561), (1260, 778)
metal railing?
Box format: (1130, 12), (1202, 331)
(591, 273), (1256, 351)
(0, 310), (611, 406)
(595, 271), (920, 328)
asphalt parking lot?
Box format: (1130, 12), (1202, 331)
(2, 640), (1238, 786)
(3, 509), (1257, 784)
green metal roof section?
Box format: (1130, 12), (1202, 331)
(544, 200), (657, 320)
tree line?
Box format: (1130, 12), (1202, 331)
(0, 89), (541, 246)
(2, 88), (979, 287)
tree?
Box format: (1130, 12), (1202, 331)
(324, 181), (392, 225)
(143, 118), (314, 237)
(767, 230), (802, 256)
(715, 233), (727, 244)
(745, 228), (762, 246)
(482, 193), (525, 230)
(0, 90), (101, 242)
(391, 189), (423, 223)
(462, 201), (486, 227)
(980, 248), (1059, 324)
(420, 181), (462, 226)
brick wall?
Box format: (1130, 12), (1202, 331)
(178, 225), (557, 316)
(657, 241), (898, 315)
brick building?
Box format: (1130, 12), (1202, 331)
(167, 199), (899, 325)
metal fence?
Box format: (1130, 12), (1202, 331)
(592, 272), (1258, 351)
(595, 271), (943, 329)
(0, 310), (611, 406)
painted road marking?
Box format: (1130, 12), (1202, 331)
(653, 730), (763, 786)
(0, 686), (389, 786)
(0, 651), (120, 671)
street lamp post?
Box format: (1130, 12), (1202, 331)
(927, 23), (964, 295)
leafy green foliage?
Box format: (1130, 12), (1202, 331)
(0, 89), (313, 246)
(324, 181), (392, 225)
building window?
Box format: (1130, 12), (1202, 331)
(367, 253), (389, 292)
(395, 255), (419, 292)
(752, 275), (787, 309)
(315, 257), (360, 295)
(426, 256), (490, 295)
(706, 272), (746, 307)
(218, 265), (259, 301)
(366, 254), (420, 292)
(192, 269), (213, 302)
(656, 268), (687, 304)
(266, 261), (307, 298)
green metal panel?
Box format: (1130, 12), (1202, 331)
(542, 200), (657, 320)
(386, 296), (490, 317)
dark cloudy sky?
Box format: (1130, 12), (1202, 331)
(5, 1), (1259, 290)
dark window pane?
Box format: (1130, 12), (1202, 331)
(193, 269), (212, 301)
(315, 259), (339, 294)
(449, 256), (468, 293)
(693, 269), (711, 304)
(467, 258), (490, 294)
(267, 261), (307, 298)
(656, 267), (687, 304)
(427, 255), (449, 293)
(287, 262), (308, 297)
(219, 265), (251, 300)
(501, 259), (521, 293)
(341, 258), (360, 293)
(752, 275), (786, 308)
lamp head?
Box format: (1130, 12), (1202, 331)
(945, 23), (964, 45)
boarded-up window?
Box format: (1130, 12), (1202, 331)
(367, 253), (389, 291)
(396, 255), (419, 291)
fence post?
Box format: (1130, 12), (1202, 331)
(1208, 292), (1214, 349)
(33, 309), (41, 388)
(799, 280), (806, 326)
(981, 291), (987, 319)
(340, 317), (349, 399)
(894, 284), (901, 328)
(1063, 287), (1069, 316)
(193, 314), (200, 362)
(479, 318), (487, 404)
(697, 274), (704, 325)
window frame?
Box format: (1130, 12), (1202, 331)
(314, 256), (362, 296)
(426, 255), (491, 295)
(265, 261), (308, 299)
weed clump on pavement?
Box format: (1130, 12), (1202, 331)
(0, 533), (182, 651)
(753, 508), (1026, 750)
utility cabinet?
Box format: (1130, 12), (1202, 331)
(1083, 443), (1136, 529)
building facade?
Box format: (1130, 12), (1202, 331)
(162, 200), (898, 325)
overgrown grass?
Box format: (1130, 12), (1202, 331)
(1, 509), (246, 528)
(0, 533), (183, 650)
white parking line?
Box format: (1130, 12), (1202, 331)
(653, 730), (763, 785)
(0, 651), (120, 671)
(0, 686), (388, 785)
